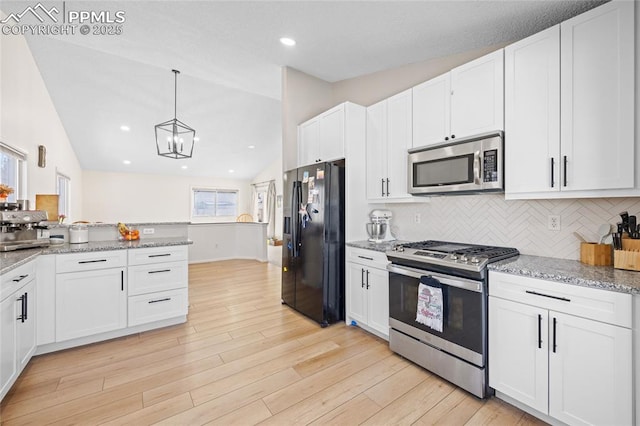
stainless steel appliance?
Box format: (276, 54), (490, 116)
(386, 240), (519, 398)
(366, 209), (394, 243)
(408, 131), (503, 195)
(0, 204), (50, 251)
(282, 160), (345, 326)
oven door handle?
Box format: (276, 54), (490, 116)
(386, 264), (482, 293)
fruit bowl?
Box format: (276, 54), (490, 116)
(118, 222), (140, 240)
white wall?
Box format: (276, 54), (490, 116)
(0, 24), (83, 221)
(281, 67), (334, 172)
(82, 170), (251, 223)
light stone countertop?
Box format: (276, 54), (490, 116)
(489, 254), (640, 295)
(346, 240), (405, 253)
(1, 238), (192, 275)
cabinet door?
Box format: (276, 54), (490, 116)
(386, 90), (412, 199)
(412, 73), (450, 147)
(319, 105), (345, 162)
(298, 119), (320, 167)
(450, 49), (504, 139)
(56, 268), (127, 342)
(16, 280), (36, 370)
(505, 26), (560, 195)
(365, 267), (389, 338)
(488, 297), (548, 414)
(548, 311), (632, 426)
(560, 1), (635, 191)
(366, 100), (388, 200)
(346, 263), (367, 326)
(0, 295), (17, 400)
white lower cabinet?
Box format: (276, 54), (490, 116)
(1, 261), (37, 401)
(127, 246), (189, 327)
(56, 267), (127, 342)
(346, 247), (389, 339)
(489, 271), (633, 426)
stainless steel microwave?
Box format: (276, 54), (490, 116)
(408, 131), (504, 195)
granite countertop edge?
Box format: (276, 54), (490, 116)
(47, 221), (191, 229)
(347, 240), (404, 253)
(489, 254), (640, 295)
(1, 238), (192, 275)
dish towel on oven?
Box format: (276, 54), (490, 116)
(415, 276), (443, 332)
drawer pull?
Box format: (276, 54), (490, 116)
(78, 259), (107, 264)
(12, 274), (28, 282)
(537, 314), (542, 349)
(148, 253), (171, 258)
(525, 290), (571, 302)
(148, 297), (171, 304)
(357, 255), (374, 261)
(148, 269), (171, 274)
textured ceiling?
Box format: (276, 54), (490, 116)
(2, 0), (606, 180)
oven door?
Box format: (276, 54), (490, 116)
(387, 263), (486, 367)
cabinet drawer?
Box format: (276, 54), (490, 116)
(128, 288), (188, 327)
(128, 261), (187, 296)
(489, 271), (632, 328)
(56, 250), (127, 273)
(1, 260), (36, 302)
(128, 245), (188, 266)
(347, 247), (389, 269)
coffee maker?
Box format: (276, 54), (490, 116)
(0, 202), (50, 251)
(366, 209), (395, 243)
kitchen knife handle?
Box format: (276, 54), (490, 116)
(537, 314), (542, 349)
(550, 157), (555, 188)
(563, 156), (568, 187)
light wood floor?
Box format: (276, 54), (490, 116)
(0, 260), (546, 425)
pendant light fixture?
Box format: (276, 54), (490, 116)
(155, 69), (196, 159)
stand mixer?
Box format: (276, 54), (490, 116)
(366, 209), (395, 243)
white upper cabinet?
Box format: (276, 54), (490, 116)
(506, 1), (636, 199)
(298, 102), (356, 167)
(366, 89), (412, 201)
(505, 26), (561, 194)
(412, 73), (450, 147)
(412, 50), (504, 149)
(560, 0), (635, 192)
(450, 49), (504, 139)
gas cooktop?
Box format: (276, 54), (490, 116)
(387, 240), (519, 273)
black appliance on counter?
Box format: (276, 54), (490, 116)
(281, 160), (345, 326)
(386, 240), (519, 398)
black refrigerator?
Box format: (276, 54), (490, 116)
(282, 160), (345, 327)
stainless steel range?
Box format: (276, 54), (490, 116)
(386, 240), (519, 398)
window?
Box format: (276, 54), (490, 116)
(0, 142), (27, 202)
(192, 188), (238, 219)
(57, 172), (71, 218)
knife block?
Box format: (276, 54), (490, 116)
(614, 236), (640, 271)
(580, 242), (612, 266)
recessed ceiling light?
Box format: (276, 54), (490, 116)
(279, 37), (296, 47)
(248, 145), (255, 149)
(181, 165), (188, 169)
(120, 125), (130, 132)
(123, 160), (131, 165)
(228, 169), (235, 173)
(194, 137), (200, 142)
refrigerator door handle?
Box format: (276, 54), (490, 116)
(291, 181), (301, 258)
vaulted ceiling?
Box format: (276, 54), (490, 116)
(3, 1), (605, 180)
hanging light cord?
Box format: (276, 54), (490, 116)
(172, 69), (179, 120)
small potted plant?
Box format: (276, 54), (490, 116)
(0, 184), (14, 202)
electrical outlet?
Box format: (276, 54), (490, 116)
(142, 228), (155, 235)
(414, 213), (421, 224)
(548, 215), (561, 231)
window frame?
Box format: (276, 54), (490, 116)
(190, 187), (239, 222)
(0, 141), (27, 202)
(56, 171), (71, 219)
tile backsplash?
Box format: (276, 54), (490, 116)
(385, 195), (640, 260)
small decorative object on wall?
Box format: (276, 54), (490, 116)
(155, 69), (196, 159)
(38, 145), (46, 168)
